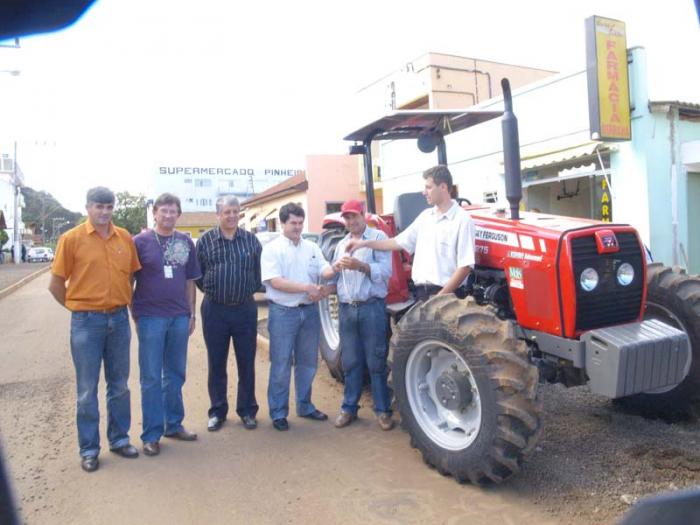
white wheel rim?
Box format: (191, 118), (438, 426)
(319, 294), (340, 351)
(405, 339), (481, 451)
(644, 301), (693, 394)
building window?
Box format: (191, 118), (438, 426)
(325, 202), (343, 214)
(483, 191), (498, 203)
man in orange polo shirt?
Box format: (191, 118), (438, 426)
(49, 187), (142, 473)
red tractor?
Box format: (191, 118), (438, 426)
(318, 79), (700, 484)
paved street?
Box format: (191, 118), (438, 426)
(0, 273), (561, 525)
(0, 262), (50, 293)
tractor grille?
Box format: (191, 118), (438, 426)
(571, 232), (644, 332)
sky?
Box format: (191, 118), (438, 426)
(0, 0), (698, 212)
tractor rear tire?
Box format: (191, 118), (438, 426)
(318, 228), (346, 382)
(616, 264), (700, 416)
(391, 295), (542, 484)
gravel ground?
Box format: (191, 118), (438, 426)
(510, 383), (700, 524)
(258, 318), (700, 524)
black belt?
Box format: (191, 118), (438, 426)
(82, 306), (126, 315)
(270, 301), (314, 308)
(207, 295), (253, 307)
(340, 297), (380, 308)
(414, 284), (442, 295)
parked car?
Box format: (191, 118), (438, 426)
(27, 247), (54, 262)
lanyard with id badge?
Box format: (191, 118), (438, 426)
(155, 231), (175, 279)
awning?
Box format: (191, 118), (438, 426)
(520, 142), (606, 170)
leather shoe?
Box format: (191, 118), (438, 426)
(334, 411), (356, 428)
(300, 409), (328, 421)
(143, 442), (160, 456)
(165, 429), (198, 441)
(272, 418), (289, 431)
(241, 415), (257, 430)
(80, 456), (99, 473)
(208, 416), (224, 432)
(110, 444), (139, 458)
(378, 413), (395, 431)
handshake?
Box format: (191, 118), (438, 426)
(305, 284), (333, 302)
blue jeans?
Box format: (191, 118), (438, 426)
(267, 303), (320, 420)
(339, 299), (392, 415)
(70, 308), (132, 458)
(137, 315), (190, 443)
(201, 297), (259, 420)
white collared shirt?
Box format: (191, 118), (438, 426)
(395, 201), (475, 287)
(261, 234), (331, 307)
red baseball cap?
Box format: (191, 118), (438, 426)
(340, 199), (364, 217)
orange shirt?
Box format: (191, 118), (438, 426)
(52, 221), (141, 312)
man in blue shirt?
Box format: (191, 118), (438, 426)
(132, 193), (201, 456)
(321, 200), (394, 430)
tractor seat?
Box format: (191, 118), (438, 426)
(393, 192), (430, 233)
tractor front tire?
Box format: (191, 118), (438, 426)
(391, 295), (542, 484)
(318, 228), (346, 382)
(617, 264), (700, 416)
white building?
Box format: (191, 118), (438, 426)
(0, 152), (25, 252)
(153, 165), (303, 212)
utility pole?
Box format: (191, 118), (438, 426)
(12, 141), (20, 264)
(51, 217), (66, 242)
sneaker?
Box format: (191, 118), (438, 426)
(334, 411), (356, 428)
(377, 413), (395, 431)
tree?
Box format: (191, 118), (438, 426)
(0, 229), (8, 249)
(21, 187), (83, 243)
(112, 191), (147, 234)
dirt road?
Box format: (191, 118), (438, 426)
(1, 274), (698, 524)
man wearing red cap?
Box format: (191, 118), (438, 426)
(321, 199), (394, 430)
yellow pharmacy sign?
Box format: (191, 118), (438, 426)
(585, 16), (631, 141)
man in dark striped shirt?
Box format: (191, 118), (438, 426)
(196, 196), (262, 432)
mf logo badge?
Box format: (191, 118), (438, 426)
(509, 266), (524, 289)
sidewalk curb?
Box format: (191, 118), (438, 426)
(0, 265), (51, 301)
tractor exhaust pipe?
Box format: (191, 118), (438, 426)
(501, 78), (522, 221)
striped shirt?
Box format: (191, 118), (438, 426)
(196, 227), (262, 305)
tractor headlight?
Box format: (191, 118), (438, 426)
(617, 262), (634, 286)
(580, 268), (599, 292)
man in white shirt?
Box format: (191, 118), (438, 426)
(320, 200), (394, 431)
(346, 165), (475, 302)
(261, 203), (332, 431)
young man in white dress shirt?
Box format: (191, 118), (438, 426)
(261, 203), (333, 431)
(346, 165), (475, 302)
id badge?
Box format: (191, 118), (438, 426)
(164, 265), (174, 279)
